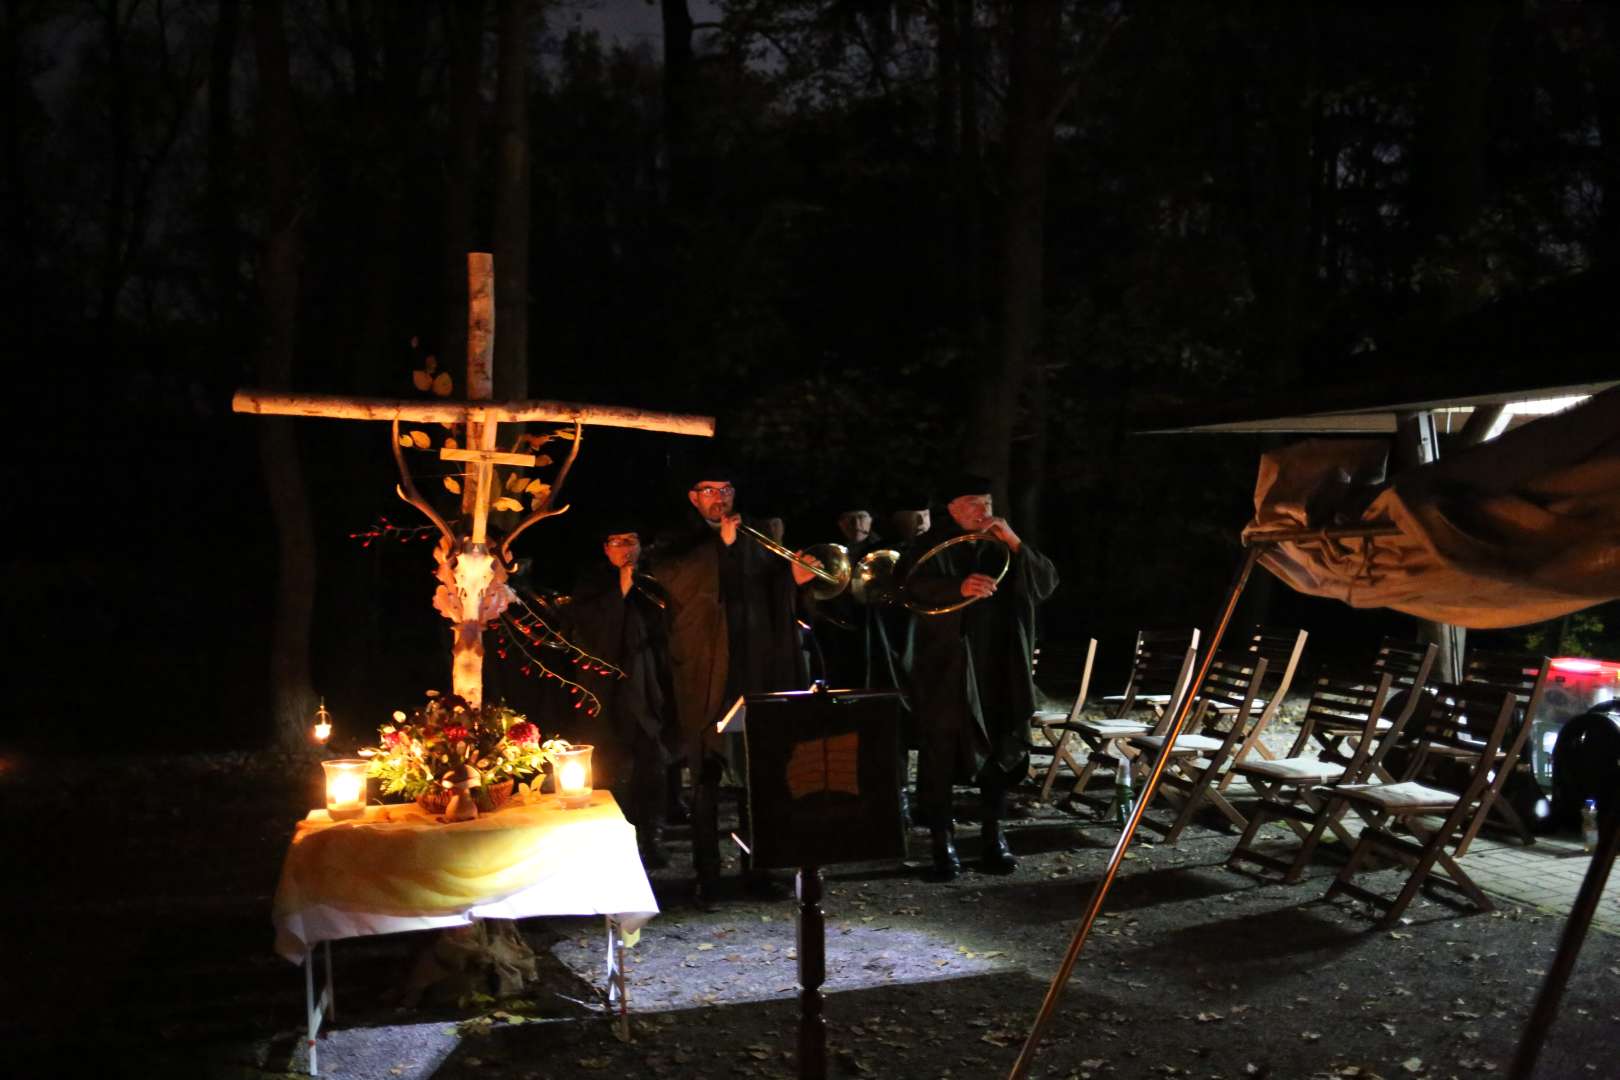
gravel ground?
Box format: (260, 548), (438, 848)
(3, 725), (1616, 1080)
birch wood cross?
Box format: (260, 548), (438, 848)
(234, 253), (714, 708)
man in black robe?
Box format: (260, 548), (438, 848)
(567, 519), (674, 869)
(646, 466), (816, 904)
(901, 474), (1059, 879)
(812, 506), (901, 690)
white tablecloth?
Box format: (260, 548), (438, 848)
(272, 790), (658, 962)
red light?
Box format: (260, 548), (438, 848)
(1551, 657), (1620, 676)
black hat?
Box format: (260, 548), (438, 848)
(594, 510), (643, 540)
(887, 485), (933, 512)
(939, 472), (993, 502)
(681, 449), (739, 492)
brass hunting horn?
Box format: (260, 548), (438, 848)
(737, 523), (853, 602)
(897, 531), (1011, 615)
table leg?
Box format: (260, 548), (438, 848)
(797, 865), (826, 1080)
(604, 917), (629, 1040)
(303, 944), (335, 1076)
(324, 940), (335, 1023)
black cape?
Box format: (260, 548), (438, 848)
(899, 521), (1059, 783)
(567, 562), (672, 765)
(646, 514), (808, 765)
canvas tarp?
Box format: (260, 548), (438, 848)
(1242, 385), (1620, 629)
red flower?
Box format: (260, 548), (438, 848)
(442, 725), (470, 743)
(382, 729), (410, 750)
(505, 721), (540, 747)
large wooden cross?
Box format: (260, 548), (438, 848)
(234, 253), (714, 708)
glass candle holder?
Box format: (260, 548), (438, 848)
(322, 758), (369, 821)
(552, 745), (594, 809)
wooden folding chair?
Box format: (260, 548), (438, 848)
(1048, 629), (1200, 811)
(1447, 649), (1549, 855)
(1126, 650), (1269, 844)
(1309, 637), (1438, 777)
(1028, 639), (1099, 803)
(1226, 667), (1396, 882)
(1214, 625), (1308, 787)
(1321, 682), (1518, 927)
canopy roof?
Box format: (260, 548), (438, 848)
(1243, 387), (1620, 629)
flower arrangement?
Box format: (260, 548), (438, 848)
(359, 690), (563, 803)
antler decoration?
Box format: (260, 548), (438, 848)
(501, 419), (582, 565)
(391, 419), (457, 547)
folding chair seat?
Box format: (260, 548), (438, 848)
(1048, 629), (1200, 813)
(1320, 682), (1518, 928)
(1126, 650), (1269, 844)
(1227, 667), (1398, 882)
(1026, 639), (1098, 802)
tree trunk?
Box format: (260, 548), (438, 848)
(493, 0), (533, 400)
(206, 0), (241, 323)
(1224, 7), (1317, 384)
(97, 0), (132, 331)
(355, 0), (426, 392)
(2, 0), (40, 345)
(969, 0), (1058, 510)
(955, 0), (985, 347)
(1591, 6), (1620, 269)
(661, 0), (697, 215)
(442, 0), (484, 383)
(1412, 0), (1503, 319)
(252, 0), (318, 749)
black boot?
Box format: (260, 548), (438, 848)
(979, 786), (1017, 873)
(979, 819), (1018, 874)
(692, 875), (722, 912)
(930, 827), (961, 881)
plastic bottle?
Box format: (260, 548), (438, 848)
(1581, 798), (1600, 854)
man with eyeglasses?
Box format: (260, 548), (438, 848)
(900, 473), (1059, 880)
(568, 517), (676, 870)
(648, 465), (819, 906)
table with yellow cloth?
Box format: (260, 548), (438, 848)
(272, 789), (659, 963)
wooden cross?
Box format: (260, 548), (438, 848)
(234, 253), (713, 707)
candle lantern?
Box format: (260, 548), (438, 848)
(552, 744), (594, 808)
(312, 697), (333, 744)
(321, 758), (369, 820)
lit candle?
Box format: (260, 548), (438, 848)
(552, 744), (594, 808)
(312, 698), (333, 744)
(321, 758), (369, 820)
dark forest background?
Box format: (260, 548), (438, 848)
(5, 0), (1618, 752)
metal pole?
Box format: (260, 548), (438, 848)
(1508, 802), (1619, 1079)
(1006, 545), (1262, 1080)
(797, 864), (826, 1080)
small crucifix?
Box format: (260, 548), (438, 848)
(234, 253), (714, 707)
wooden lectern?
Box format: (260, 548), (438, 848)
(721, 685), (907, 1080)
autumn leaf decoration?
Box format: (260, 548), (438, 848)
(398, 349), (573, 518)
(411, 352), (454, 397)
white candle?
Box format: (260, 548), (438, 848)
(329, 772), (363, 807)
(321, 758), (369, 820)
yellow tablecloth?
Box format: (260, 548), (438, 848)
(271, 790), (658, 961)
